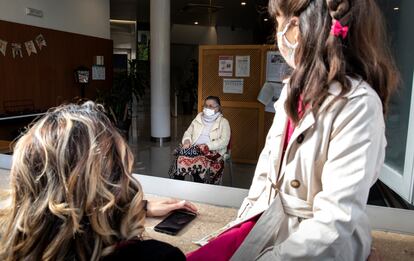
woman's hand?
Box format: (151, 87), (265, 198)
(146, 199), (198, 217)
(182, 140), (191, 149)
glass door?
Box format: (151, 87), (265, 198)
(378, 0), (414, 204)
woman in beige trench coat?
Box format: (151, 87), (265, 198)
(229, 0), (400, 260)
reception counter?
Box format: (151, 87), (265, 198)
(0, 163), (413, 260)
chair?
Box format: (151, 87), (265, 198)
(222, 135), (233, 186)
(0, 140), (13, 154)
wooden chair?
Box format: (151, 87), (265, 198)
(0, 140), (13, 154)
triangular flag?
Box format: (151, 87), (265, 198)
(35, 34), (47, 50)
(25, 40), (37, 56)
(0, 39), (7, 56)
(11, 43), (23, 58)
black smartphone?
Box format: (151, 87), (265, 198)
(154, 209), (197, 236)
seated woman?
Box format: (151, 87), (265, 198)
(0, 102), (197, 260)
(170, 96), (230, 184)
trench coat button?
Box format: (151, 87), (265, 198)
(290, 179), (301, 188)
(297, 134), (304, 144)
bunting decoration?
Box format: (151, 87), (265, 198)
(0, 39), (7, 56)
(11, 43), (23, 59)
(25, 40), (37, 56)
(35, 34), (47, 50)
(0, 34), (47, 59)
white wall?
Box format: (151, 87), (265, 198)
(112, 32), (136, 59)
(0, 0), (110, 39)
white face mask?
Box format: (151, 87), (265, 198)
(203, 108), (216, 117)
(277, 21), (298, 69)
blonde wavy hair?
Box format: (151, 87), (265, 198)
(0, 102), (146, 260)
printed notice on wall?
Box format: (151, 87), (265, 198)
(235, 55), (250, 77)
(223, 78), (244, 94)
(219, 56), (234, 77)
(92, 66), (106, 80)
(266, 51), (290, 82)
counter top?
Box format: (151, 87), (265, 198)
(145, 195), (238, 254)
(0, 167), (413, 260)
(144, 195), (414, 260)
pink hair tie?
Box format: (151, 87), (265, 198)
(331, 20), (349, 39)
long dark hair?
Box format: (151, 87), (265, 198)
(269, 0), (399, 123)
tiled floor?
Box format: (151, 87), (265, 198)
(128, 112), (256, 189)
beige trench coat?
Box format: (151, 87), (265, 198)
(234, 77), (386, 260)
(182, 113), (231, 156)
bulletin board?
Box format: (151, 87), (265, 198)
(198, 45), (276, 164)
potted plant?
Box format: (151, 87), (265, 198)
(97, 59), (147, 138)
(177, 59), (198, 114)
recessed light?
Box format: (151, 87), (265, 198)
(394, 7), (399, 11)
(241, 2), (247, 6)
(264, 18), (268, 22)
(194, 21), (199, 25)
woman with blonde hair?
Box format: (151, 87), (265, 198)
(0, 102), (196, 260)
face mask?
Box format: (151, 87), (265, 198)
(203, 108), (215, 117)
(277, 21), (298, 69)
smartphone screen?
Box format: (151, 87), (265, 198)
(154, 210), (197, 236)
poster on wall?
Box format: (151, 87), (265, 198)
(235, 55), (250, 77)
(218, 56), (233, 77)
(257, 82), (283, 113)
(266, 51), (290, 82)
(0, 39), (7, 56)
(223, 78), (244, 94)
(77, 70), (90, 83)
(92, 65), (106, 80)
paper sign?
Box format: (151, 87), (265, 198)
(266, 51), (290, 82)
(235, 55), (250, 77)
(258, 82), (284, 113)
(92, 65), (106, 80)
(219, 56), (233, 77)
(223, 78), (244, 94)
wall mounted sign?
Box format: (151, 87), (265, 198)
(235, 55), (250, 77)
(219, 56), (233, 77)
(92, 65), (106, 80)
(223, 78), (244, 94)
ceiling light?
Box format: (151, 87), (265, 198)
(394, 7), (399, 11)
(264, 18), (268, 22)
(110, 19), (136, 25)
(241, 2), (247, 6)
(194, 21), (199, 25)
